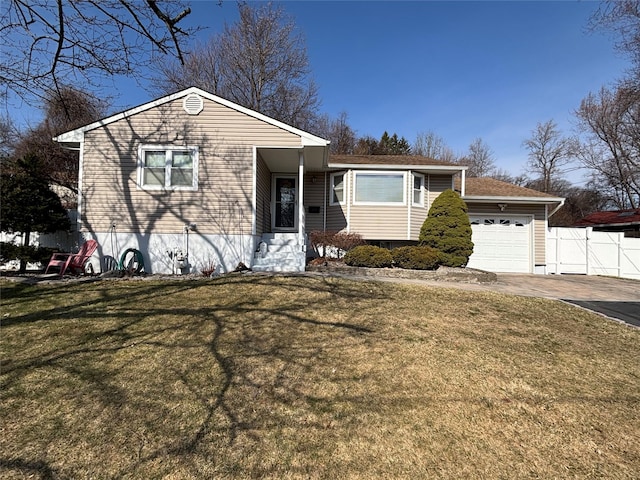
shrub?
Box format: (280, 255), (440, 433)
(331, 232), (366, 254)
(309, 230), (365, 258)
(344, 245), (393, 268)
(392, 245), (442, 270)
(419, 189), (474, 267)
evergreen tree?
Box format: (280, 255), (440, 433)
(1, 155), (70, 272)
(419, 189), (474, 267)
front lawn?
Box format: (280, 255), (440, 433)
(1, 275), (638, 479)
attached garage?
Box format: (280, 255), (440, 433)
(467, 215), (533, 273)
(457, 177), (565, 274)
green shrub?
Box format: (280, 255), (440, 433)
(392, 245), (442, 270)
(343, 245), (393, 268)
(419, 189), (474, 267)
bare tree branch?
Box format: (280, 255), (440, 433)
(1, 0), (203, 104)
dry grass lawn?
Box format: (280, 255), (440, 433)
(1, 274), (638, 479)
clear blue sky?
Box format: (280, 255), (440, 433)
(10, 1), (630, 183)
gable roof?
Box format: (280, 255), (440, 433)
(574, 209), (640, 227)
(54, 87), (330, 148)
(455, 177), (565, 204)
(460, 177), (559, 198)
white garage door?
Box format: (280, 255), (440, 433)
(467, 215), (532, 273)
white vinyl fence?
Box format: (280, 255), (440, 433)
(1, 210), (79, 271)
(547, 227), (640, 280)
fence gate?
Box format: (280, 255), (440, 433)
(547, 227), (640, 280)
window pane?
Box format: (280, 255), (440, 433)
(145, 151), (166, 167)
(172, 151), (193, 168)
(332, 174), (344, 203)
(144, 168), (165, 185)
(413, 175), (423, 204)
(171, 169), (193, 186)
(355, 174), (403, 203)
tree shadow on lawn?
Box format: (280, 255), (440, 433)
(1, 274), (384, 478)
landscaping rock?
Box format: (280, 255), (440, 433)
(306, 262), (497, 283)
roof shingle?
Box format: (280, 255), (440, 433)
(456, 177), (561, 199)
(574, 209), (640, 227)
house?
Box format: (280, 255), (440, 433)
(574, 209), (640, 238)
(54, 87), (564, 275)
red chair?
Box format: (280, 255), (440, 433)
(45, 240), (99, 277)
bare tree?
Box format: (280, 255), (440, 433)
(575, 86), (640, 208)
(458, 137), (496, 177)
(412, 131), (458, 162)
(589, 0), (640, 80)
(1, 0), (201, 103)
(12, 86), (107, 197)
(156, 3), (319, 131)
(313, 112), (356, 154)
(489, 168), (529, 186)
(522, 120), (577, 193)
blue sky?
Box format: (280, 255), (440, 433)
(10, 1), (630, 183)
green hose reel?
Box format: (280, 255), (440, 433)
(118, 248), (145, 274)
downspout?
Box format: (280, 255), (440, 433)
(460, 168), (466, 197)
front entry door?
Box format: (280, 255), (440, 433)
(273, 176), (297, 230)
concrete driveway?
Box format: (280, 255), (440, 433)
(422, 273), (640, 327)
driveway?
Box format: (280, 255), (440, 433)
(346, 272), (640, 328)
(469, 274), (639, 327)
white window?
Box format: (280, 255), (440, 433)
(412, 173), (425, 206)
(138, 146), (198, 190)
(330, 172), (345, 205)
(354, 172), (405, 204)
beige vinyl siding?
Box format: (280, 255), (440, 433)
(410, 205), (428, 240)
(326, 171), (348, 232)
(349, 170), (407, 240)
(255, 155), (271, 235)
(350, 206), (408, 240)
(304, 172), (325, 232)
(467, 203), (547, 265)
(81, 96), (302, 234)
(323, 171), (457, 241)
(427, 174), (454, 205)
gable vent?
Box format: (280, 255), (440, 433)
(183, 93), (204, 115)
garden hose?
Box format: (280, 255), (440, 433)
(118, 248), (145, 274)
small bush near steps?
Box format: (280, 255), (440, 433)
(343, 245), (393, 268)
(392, 245), (442, 270)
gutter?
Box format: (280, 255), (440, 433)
(547, 198), (566, 218)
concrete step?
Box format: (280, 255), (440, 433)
(253, 253), (302, 265)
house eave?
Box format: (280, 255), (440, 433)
(327, 163), (466, 174)
(462, 195), (565, 204)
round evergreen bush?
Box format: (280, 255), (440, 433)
(392, 245), (442, 270)
(343, 245), (393, 268)
(419, 189), (474, 267)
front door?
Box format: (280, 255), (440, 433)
(273, 175), (297, 230)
